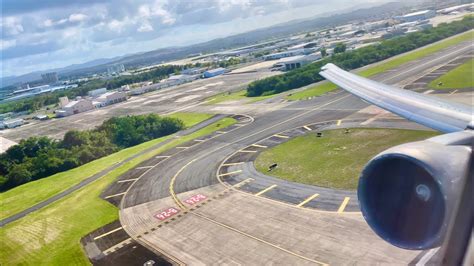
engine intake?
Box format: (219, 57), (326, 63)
(358, 133), (472, 250)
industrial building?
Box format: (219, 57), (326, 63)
(395, 10), (436, 22)
(0, 119), (24, 129)
(181, 67), (205, 75)
(56, 98), (95, 117)
(203, 68), (227, 78)
(164, 74), (199, 86)
(95, 91), (127, 106)
(274, 52), (322, 71)
(41, 72), (58, 84)
(438, 3), (474, 14)
(264, 48), (312, 60)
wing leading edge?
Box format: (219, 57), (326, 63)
(319, 63), (473, 133)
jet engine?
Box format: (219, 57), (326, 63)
(357, 131), (472, 250)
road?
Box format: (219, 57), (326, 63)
(113, 39), (473, 264)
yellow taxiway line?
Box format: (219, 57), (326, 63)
(251, 143), (268, 148)
(255, 184), (277, 196)
(297, 194), (319, 207)
(337, 197), (350, 213)
(218, 170), (243, 177)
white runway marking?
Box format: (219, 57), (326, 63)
(93, 227), (123, 240)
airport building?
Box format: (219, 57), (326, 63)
(56, 98), (95, 117)
(165, 74), (199, 86)
(395, 10), (435, 22)
(274, 52), (322, 71)
(0, 118), (24, 129)
(203, 68), (227, 78)
(264, 48), (312, 60)
(181, 67), (206, 75)
(95, 91), (127, 106)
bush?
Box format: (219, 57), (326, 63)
(0, 114), (185, 191)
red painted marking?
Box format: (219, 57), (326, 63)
(154, 207), (180, 221)
(184, 194), (207, 205)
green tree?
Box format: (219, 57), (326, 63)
(334, 43), (347, 54)
(6, 164), (32, 187)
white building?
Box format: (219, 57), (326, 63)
(395, 10), (436, 22)
(0, 119), (24, 129)
(95, 91), (127, 106)
(264, 48), (312, 60)
(181, 67), (205, 75)
(277, 53), (322, 71)
(164, 74), (199, 86)
(56, 98), (94, 117)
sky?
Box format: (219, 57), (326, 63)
(1, 0), (387, 78)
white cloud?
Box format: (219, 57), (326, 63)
(2, 17), (24, 36)
(107, 19), (128, 32)
(69, 13), (88, 23)
(0, 39), (17, 50)
(137, 22), (154, 32)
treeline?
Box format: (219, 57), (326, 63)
(0, 114), (185, 191)
(247, 16), (474, 97)
(0, 64), (182, 114)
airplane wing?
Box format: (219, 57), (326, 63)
(319, 63), (473, 133)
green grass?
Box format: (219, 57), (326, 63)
(166, 112), (213, 127)
(286, 30), (474, 100)
(429, 58), (474, 89)
(255, 128), (438, 190)
(0, 116), (236, 265)
(286, 82), (336, 101)
(206, 90), (274, 104)
(0, 112), (212, 220)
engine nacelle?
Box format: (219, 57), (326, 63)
(358, 132), (472, 250)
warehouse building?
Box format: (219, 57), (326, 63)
(95, 91), (127, 106)
(56, 98), (95, 117)
(264, 48), (312, 60)
(203, 68), (227, 78)
(276, 52), (322, 71)
(395, 10), (435, 22)
(164, 74), (199, 86)
(0, 119), (24, 129)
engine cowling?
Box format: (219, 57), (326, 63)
(357, 132), (472, 250)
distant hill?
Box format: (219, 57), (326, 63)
(1, 1), (421, 88)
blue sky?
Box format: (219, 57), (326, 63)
(1, 0), (386, 77)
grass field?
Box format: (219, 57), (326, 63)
(0, 116), (236, 265)
(0, 112), (213, 220)
(286, 30), (474, 100)
(286, 82), (336, 101)
(255, 128), (438, 190)
(166, 112), (213, 127)
(205, 89), (274, 104)
(429, 58), (474, 89)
